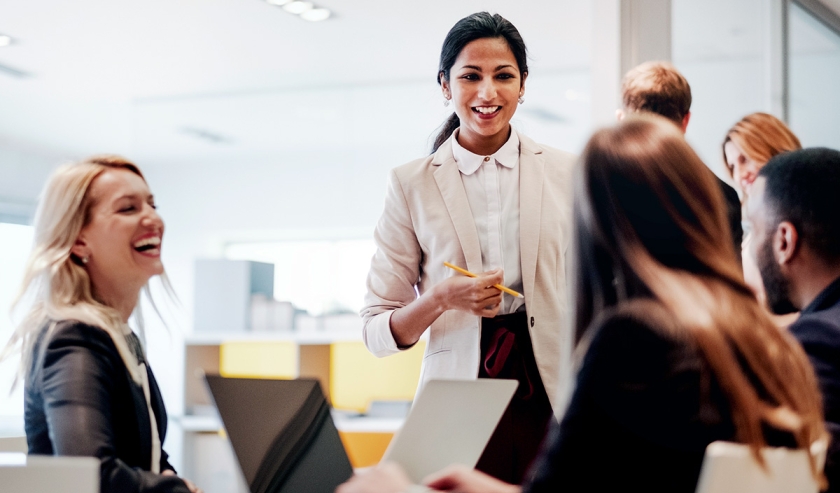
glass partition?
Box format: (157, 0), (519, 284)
(789, 2), (840, 149)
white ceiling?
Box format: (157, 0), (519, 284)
(0, 0), (592, 158)
(0, 0), (591, 100)
(0, 0), (836, 164)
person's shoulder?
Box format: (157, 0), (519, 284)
(789, 307), (840, 346)
(48, 319), (118, 354)
(519, 132), (577, 166)
(577, 300), (694, 387)
(583, 300), (688, 358)
(538, 143), (577, 166)
(715, 176), (739, 200)
(392, 153), (437, 178)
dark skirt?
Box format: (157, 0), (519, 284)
(475, 311), (553, 484)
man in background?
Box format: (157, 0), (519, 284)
(618, 61), (743, 260)
(747, 147), (840, 491)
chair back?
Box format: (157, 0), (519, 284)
(0, 452), (98, 493)
(695, 441), (819, 493)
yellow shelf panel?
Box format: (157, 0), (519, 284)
(219, 340), (298, 379)
(330, 340), (425, 412)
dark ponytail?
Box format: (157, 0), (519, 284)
(432, 114), (461, 154)
(431, 12), (529, 153)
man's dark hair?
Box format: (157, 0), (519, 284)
(760, 147), (840, 263)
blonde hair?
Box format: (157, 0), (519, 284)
(621, 61), (692, 125)
(575, 115), (827, 483)
(723, 112), (802, 176)
(1, 155), (162, 387)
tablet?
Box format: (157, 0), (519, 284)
(382, 378), (517, 482)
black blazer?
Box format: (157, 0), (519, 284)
(25, 320), (189, 493)
(789, 276), (840, 493)
(523, 301), (794, 493)
(716, 177), (743, 262)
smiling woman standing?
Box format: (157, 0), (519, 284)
(1, 156), (200, 493)
(361, 12), (576, 483)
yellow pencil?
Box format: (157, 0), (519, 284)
(443, 262), (525, 299)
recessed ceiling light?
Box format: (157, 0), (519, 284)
(283, 1), (313, 14)
(300, 7), (330, 21)
(0, 35), (13, 47)
(265, 0), (291, 5)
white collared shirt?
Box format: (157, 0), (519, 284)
(451, 128), (524, 314)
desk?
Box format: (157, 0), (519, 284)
(177, 329), (423, 493)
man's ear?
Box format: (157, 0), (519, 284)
(774, 221), (799, 266)
(680, 112), (691, 133)
(616, 109), (625, 122)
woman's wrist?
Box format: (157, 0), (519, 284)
(428, 281), (450, 314)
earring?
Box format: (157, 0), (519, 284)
(518, 96), (525, 105)
(443, 98), (450, 107)
(82, 256), (89, 264)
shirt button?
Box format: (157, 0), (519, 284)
(483, 156), (491, 162)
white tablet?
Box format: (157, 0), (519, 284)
(381, 378), (517, 482)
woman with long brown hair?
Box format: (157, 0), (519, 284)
(338, 115), (827, 493)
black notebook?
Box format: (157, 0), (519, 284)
(204, 376), (354, 493)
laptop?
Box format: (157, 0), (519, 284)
(381, 378), (517, 482)
(205, 376), (516, 493)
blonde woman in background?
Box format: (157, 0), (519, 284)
(723, 112), (801, 197)
(0, 156), (200, 493)
(722, 113), (802, 324)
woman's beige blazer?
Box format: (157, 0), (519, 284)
(361, 132), (576, 411)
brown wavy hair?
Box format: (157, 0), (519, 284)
(621, 61), (691, 125)
(722, 112), (801, 177)
(574, 115), (826, 481)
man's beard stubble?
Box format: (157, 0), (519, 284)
(757, 235), (799, 315)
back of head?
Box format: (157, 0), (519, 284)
(2, 155), (146, 385)
(431, 12), (528, 153)
(723, 112), (801, 168)
(621, 61), (691, 125)
(759, 147), (840, 265)
(574, 115), (826, 469)
(574, 115), (734, 320)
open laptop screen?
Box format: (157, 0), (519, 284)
(204, 376), (353, 493)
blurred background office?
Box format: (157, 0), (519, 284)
(1, 0), (839, 491)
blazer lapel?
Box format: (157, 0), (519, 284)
(519, 133), (545, 301)
(432, 138), (483, 274)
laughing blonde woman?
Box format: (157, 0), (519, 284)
(1, 156), (200, 493)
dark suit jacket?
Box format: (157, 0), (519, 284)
(25, 320), (189, 493)
(716, 177), (743, 262)
(789, 276), (840, 493)
(523, 300), (794, 493)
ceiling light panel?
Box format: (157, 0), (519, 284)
(283, 1), (314, 14)
(300, 8), (330, 22)
(264, 0), (332, 22)
(0, 35), (14, 47)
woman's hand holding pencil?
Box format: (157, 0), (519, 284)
(443, 262), (525, 299)
(432, 265), (506, 318)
